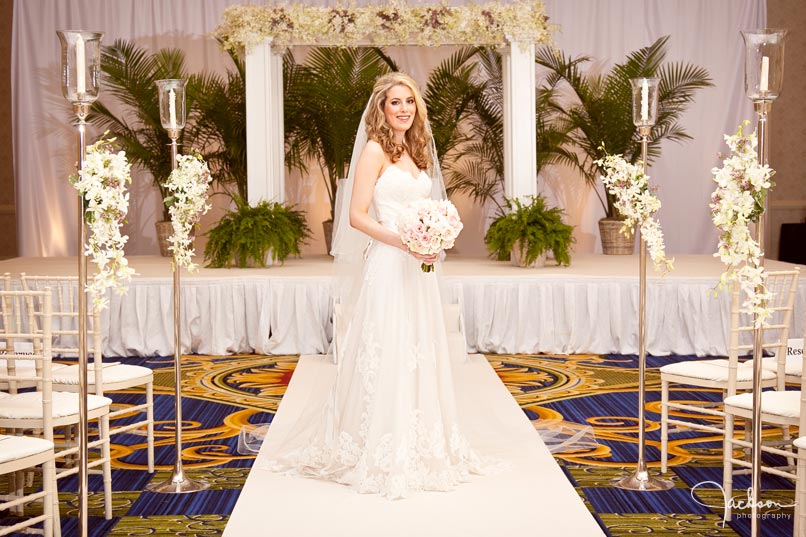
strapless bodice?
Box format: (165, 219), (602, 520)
(372, 164), (432, 231)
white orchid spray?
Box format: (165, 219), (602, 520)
(71, 135), (136, 310)
(710, 121), (775, 326)
(596, 152), (674, 273)
(163, 153), (213, 272)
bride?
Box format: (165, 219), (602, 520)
(262, 72), (485, 499)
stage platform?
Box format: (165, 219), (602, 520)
(1, 254), (803, 358)
(224, 353), (606, 537)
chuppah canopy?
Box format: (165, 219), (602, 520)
(214, 0), (554, 207)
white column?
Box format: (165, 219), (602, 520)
(245, 40), (285, 205)
(503, 40), (537, 201)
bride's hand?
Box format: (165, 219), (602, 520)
(410, 250), (440, 265)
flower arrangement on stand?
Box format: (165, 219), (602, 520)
(163, 153), (213, 272)
(710, 121), (774, 326)
(596, 152), (673, 273)
(71, 135), (136, 310)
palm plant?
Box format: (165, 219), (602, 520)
(90, 39), (197, 221)
(536, 35), (713, 219)
(282, 50), (307, 178)
(423, 47), (482, 166)
(283, 48), (398, 223)
(438, 47), (574, 212)
(441, 47), (505, 209)
(188, 47), (247, 200)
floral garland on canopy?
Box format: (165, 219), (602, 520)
(71, 135), (136, 310)
(215, 0), (554, 52)
(163, 153), (213, 272)
(710, 121), (774, 326)
(596, 153), (674, 273)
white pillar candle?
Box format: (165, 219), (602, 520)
(759, 55), (769, 93)
(76, 35), (86, 95)
(169, 88), (177, 129)
(640, 79), (649, 121)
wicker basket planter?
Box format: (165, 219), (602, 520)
(599, 219), (634, 255)
(322, 220), (334, 256)
(155, 221), (197, 258)
(155, 221), (173, 257)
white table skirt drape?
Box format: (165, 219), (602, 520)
(4, 255), (801, 358)
(103, 277), (333, 357)
(452, 277), (748, 356)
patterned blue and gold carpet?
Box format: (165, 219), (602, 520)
(2, 353), (798, 536)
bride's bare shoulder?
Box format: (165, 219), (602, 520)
(355, 140), (389, 185)
(358, 140), (389, 175)
(362, 139), (385, 157)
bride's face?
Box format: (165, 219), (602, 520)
(383, 84), (416, 137)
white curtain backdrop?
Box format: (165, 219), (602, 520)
(13, 0), (764, 257)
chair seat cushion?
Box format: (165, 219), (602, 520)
(52, 363), (151, 385)
(724, 391), (802, 419)
(0, 434), (54, 463)
(762, 356), (803, 376)
(0, 359), (68, 378)
(794, 436), (806, 451)
(660, 359), (776, 382)
(0, 391), (112, 419)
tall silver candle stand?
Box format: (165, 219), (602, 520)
(57, 30), (104, 537)
(614, 78), (674, 492)
(740, 28), (786, 537)
(147, 79), (208, 494)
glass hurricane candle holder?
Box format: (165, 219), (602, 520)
(155, 79), (188, 134)
(740, 27), (787, 537)
(57, 30), (103, 104)
(630, 77), (659, 128)
(742, 29), (787, 102)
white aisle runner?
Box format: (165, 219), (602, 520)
(224, 354), (606, 537)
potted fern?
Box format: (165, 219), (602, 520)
(204, 197), (311, 268)
(485, 196), (574, 268)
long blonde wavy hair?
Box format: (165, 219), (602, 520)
(365, 72), (433, 171)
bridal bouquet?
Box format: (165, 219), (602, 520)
(399, 199), (463, 272)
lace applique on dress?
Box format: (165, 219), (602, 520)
(357, 320), (381, 396)
(407, 342), (434, 372)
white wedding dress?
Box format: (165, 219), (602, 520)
(261, 164), (485, 499)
